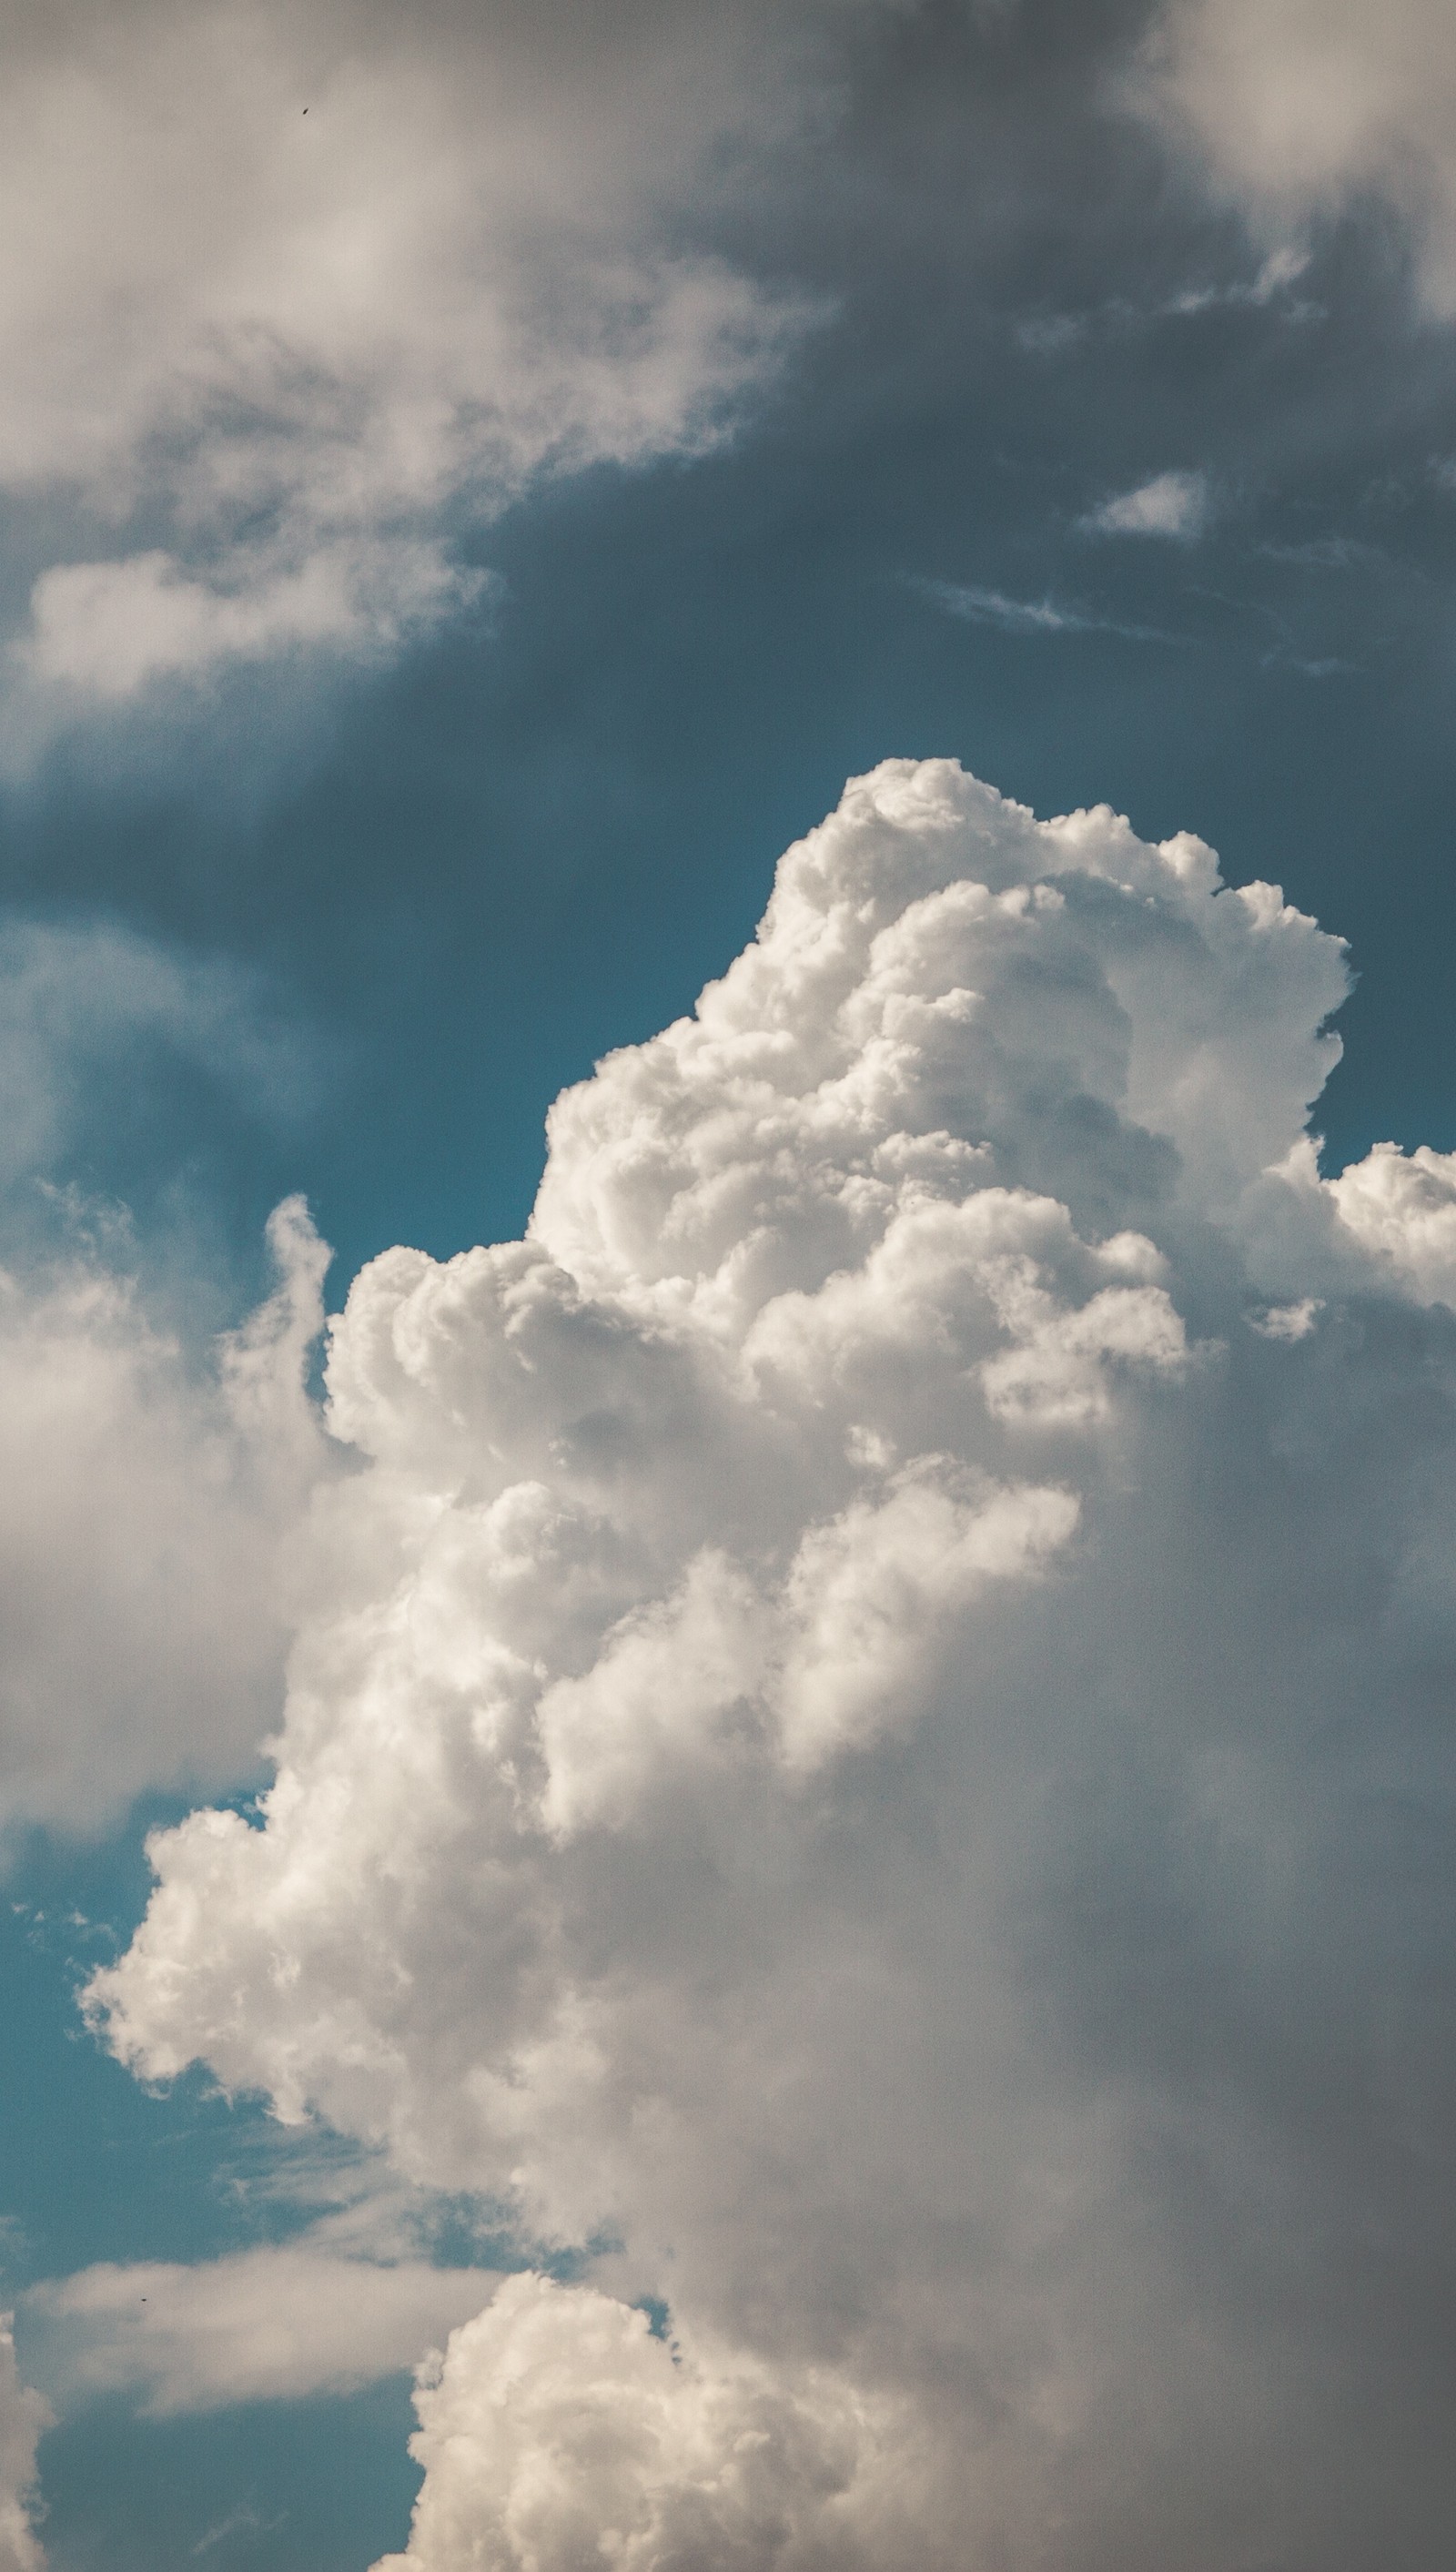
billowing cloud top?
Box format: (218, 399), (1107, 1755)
(88, 765), (1456, 2567)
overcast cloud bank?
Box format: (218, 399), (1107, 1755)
(56, 762), (1454, 2567)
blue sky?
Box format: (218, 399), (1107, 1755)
(2, 5), (1456, 2567)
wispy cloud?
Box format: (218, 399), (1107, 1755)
(1016, 248), (1317, 356)
(1253, 533), (1381, 570)
(191, 2504), (288, 2559)
(917, 577), (1179, 643)
(1259, 651), (1360, 679)
(1163, 243), (1317, 317)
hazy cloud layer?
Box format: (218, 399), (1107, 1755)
(1141, 0), (1456, 310)
(0, 0), (855, 729)
(0, 920), (313, 1185)
(72, 763), (1456, 2566)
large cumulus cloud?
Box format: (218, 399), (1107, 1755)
(375, 2273), (925, 2572)
(91, 763), (1456, 2566)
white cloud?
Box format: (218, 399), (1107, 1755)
(1082, 467), (1208, 539)
(84, 764), (1456, 2564)
(1140, 0), (1456, 314)
(375, 2273), (926, 2572)
(0, 2322), (46, 2572)
(0, 1193), (329, 1835)
(22, 542), (487, 701)
(22, 2246), (498, 2417)
(0, 0), (843, 720)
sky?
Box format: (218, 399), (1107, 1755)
(1, 2), (1456, 2565)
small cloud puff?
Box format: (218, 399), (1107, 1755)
(1082, 466), (1209, 538)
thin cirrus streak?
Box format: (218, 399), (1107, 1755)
(918, 575), (1183, 643)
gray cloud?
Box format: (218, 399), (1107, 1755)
(1138, 0), (1456, 312)
(2, 0), (1447, 785)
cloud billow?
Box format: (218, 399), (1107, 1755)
(86, 762), (1456, 2567)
